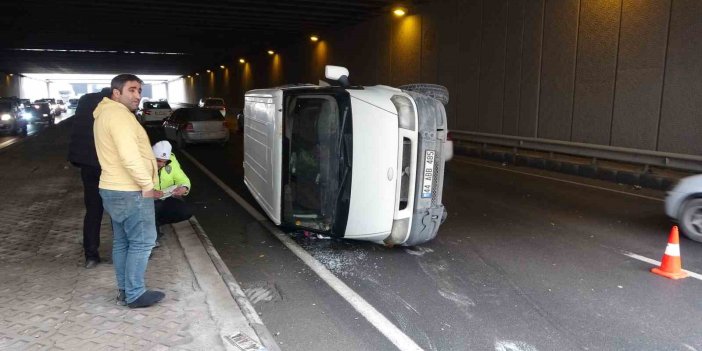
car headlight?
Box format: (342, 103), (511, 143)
(22, 112), (32, 119)
(1, 114), (11, 121)
(43, 114), (49, 117)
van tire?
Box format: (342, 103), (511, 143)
(680, 198), (702, 242)
(398, 84), (449, 105)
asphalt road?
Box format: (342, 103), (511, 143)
(146, 126), (702, 351)
(0, 110), (73, 150)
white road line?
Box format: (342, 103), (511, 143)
(454, 158), (665, 202)
(620, 251), (702, 281)
(180, 149), (424, 351)
(180, 150), (265, 221)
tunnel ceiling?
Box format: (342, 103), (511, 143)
(0, 0), (415, 75)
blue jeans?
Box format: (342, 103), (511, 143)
(99, 189), (156, 303)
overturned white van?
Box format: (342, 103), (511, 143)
(242, 66), (449, 246)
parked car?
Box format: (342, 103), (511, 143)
(68, 98), (79, 109)
(19, 99), (31, 109)
(163, 108), (229, 148)
(0, 102), (28, 135)
(241, 65), (450, 246)
(138, 100), (172, 124)
(25, 102), (55, 124)
(199, 97), (226, 117)
(665, 174), (702, 242)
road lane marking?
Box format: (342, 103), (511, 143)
(453, 158), (665, 202)
(621, 251), (702, 281)
(180, 149), (425, 351)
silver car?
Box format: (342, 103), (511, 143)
(665, 174), (702, 242)
(163, 108), (229, 148)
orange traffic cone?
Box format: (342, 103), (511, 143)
(651, 226), (688, 280)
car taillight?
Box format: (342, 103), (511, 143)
(144, 110), (151, 115)
(185, 123), (194, 132)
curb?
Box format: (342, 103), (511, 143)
(186, 217), (281, 351)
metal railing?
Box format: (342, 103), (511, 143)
(452, 131), (702, 173)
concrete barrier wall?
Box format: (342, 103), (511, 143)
(175, 0), (702, 156)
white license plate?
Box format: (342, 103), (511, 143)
(421, 150), (435, 198)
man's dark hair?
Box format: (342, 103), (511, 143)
(111, 74), (144, 94)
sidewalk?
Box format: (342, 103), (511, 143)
(0, 121), (273, 350)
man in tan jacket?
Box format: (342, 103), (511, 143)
(94, 74), (164, 308)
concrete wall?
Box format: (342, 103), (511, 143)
(0, 74), (21, 98)
(179, 0), (702, 156)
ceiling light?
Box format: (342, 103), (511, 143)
(8, 73), (13, 77)
(310, 35), (319, 42)
(206, 69), (211, 73)
(195, 73), (200, 76)
(239, 58), (245, 64)
(393, 7), (407, 17)
(220, 65), (225, 69)
(267, 50), (275, 55)
(187, 75), (191, 78)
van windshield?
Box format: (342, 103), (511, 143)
(283, 91), (352, 235)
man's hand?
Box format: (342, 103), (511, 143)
(142, 189), (164, 198)
(172, 186), (188, 197)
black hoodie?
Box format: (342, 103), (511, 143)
(67, 88), (112, 168)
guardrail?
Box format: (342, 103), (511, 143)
(452, 131), (702, 173)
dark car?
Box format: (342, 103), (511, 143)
(35, 98), (60, 116)
(0, 102), (28, 135)
(163, 108), (229, 148)
(25, 102), (55, 124)
(68, 98), (79, 109)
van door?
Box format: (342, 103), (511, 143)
(243, 90), (284, 224)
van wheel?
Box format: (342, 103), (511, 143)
(680, 199), (702, 242)
(398, 84), (450, 105)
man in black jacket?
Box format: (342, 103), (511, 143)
(68, 88), (112, 269)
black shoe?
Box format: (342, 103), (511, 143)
(84, 259), (99, 269)
(116, 289), (126, 306)
(127, 290), (165, 308)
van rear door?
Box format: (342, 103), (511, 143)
(243, 90), (284, 224)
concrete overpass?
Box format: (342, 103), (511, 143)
(2, 0), (700, 158)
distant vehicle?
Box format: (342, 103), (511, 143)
(240, 65), (450, 246)
(0, 97), (22, 113)
(56, 99), (67, 113)
(666, 174), (702, 242)
(199, 97), (226, 117)
(138, 100), (172, 124)
(35, 98), (60, 116)
(25, 102), (55, 124)
(163, 108), (229, 148)
(19, 99), (30, 109)
(0, 102), (28, 135)
(68, 98), (79, 109)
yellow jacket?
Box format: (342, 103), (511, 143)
(93, 97), (157, 191)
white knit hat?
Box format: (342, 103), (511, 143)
(152, 140), (172, 160)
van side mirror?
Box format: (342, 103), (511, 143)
(325, 65), (350, 82)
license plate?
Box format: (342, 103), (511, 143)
(421, 150), (435, 198)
